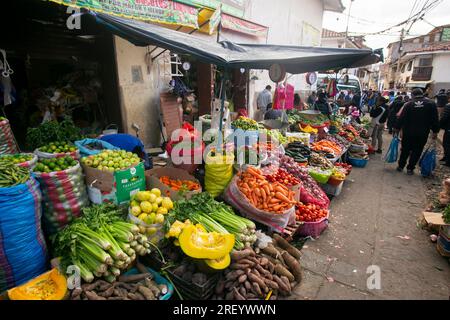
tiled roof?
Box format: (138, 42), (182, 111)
(410, 41), (450, 53)
(322, 28), (346, 38)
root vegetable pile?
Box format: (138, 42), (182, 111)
(159, 176), (200, 191)
(237, 167), (296, 214)
(214, 235), (302, 300)
(70, 264), (168, 300)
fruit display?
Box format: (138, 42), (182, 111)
(81, 149), (141, 172)
(33, 156), (78, 173)
(232, 116), (259, 131)
(38, 141), (77, 154)
(295, 202), (329, 222)
(0, 160), (30, 187)
(159, 176), (200, 192)
(0, 153), (34, 165)
(334, 162), (352, 175)
(264, 168), (300, 187)
(129, 189), (174, 240)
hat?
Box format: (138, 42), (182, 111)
(411, 88), (424, 97)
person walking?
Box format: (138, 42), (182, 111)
(394, 88), (439, 175)
(369, 96), (389, 153)
(256, 85), (272, 121)
(387, 95), (404, 134)
(439, 91), (450, 165)
(436, 89), (448, 118)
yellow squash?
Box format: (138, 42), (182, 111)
(178, 225), (235, 260)
(205, 254), (231, 270)
(8, 268), (68, 300)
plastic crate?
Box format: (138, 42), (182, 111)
(320, 181), (344, 196)
(347, 157), (369, 168)
(123, 267), (173, 300)
(140, 253), (220, 300)
(295, 211), (330, 238)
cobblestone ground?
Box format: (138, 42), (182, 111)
(291, 134), (450, 300)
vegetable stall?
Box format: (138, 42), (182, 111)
(0, 11), (381, 301)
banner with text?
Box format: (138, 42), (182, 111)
(50, 0), (199, 28)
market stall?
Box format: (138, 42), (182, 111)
(0, 9), (382, 301)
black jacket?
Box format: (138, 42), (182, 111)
(370, 104), (388, 124)
(395, 97), (439, 137)
(314, 100), (331, 116)
(439, 104), (450, 131)
(436, 93), (448, 108)
(387, 99), (404, 126)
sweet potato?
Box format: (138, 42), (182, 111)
(71, 288), (82, 299)
(274, 263), (295, 282)
(145, 278), (161, 297)
(85, 291), (106, 300)
(244, 281), (252, 291)
(127, 292), (144, 300)
(252, 282), (263, 297)
(238, 274), (247, 283)
(256, 264), (272, 279)
(233, 288), (246, 300)
(263, 278), (279, 290)
(272, 234), (301, 259)
(273, 275), (290, 295)
(248, 273), (267, 292)
(230, 263), (251, 270)
(239, 286), (247, 297)
(230, 248), (255, 261)
(259, 257), (269, 267)
(240, 258), (256, 266)
(280, 276), (292, 292)
(281, 251), (302, 282)
(98, 286), (114, 298)
(226, 270), (245, 281)
(138, 286), (156, 300)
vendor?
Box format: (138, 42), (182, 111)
(264, 103), (282, 120)
(314, 91), (331, 118)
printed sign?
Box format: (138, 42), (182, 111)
(50, 0), (199, 28)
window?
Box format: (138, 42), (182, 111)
(429, 34), (435, 42)
(413, 38), (420, 43)
(406, 76), (410, 83)
(401, 64), (405, 73)
(419, 57), (432, 66)
(407, 61), (413, 71)
(424, 36), (430, 43)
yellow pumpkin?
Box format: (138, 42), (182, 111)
(8, 268), (68, 300)
(205, 254), (231, 270)
(178, 225), (235, 260)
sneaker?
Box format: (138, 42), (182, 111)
(407, 169), (414, 175)
(396, 167), (403, 172)
(376, 149), (382, 154)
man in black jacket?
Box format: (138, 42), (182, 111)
(439, 91), (450, 166)
(436, 89), (448, 118)
(394, 88), (439, 175)
(387, 95), (404, 134)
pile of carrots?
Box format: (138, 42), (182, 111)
(237, 167), (296, 214)
(311, 140), (342, 156)
(159, 176), (200, 191)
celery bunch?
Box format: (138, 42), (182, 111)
(54, 203), (153, 283)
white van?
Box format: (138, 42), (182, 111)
(317, 73), (362, 94)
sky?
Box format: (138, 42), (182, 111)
(322, 0), (450, 50)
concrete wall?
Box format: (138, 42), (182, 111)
(432, 53), (450, 84)
(114, 36), (171, 148)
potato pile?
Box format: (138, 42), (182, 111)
(214, 234), (302, 300)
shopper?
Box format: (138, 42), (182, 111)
(367, 89), (376, 112)
(370, 96), (389, 153)
(307, 91), (317, 106)
(264, 103), (282, 120)
(436, 89), (448, 118)
(294, 93), (306, 110)
(314, 91), (331, 117)
(387, 95), (404, 134)
(439, 91), (450, 165)
(256, 85), (272, 121)
(394, 88), (439, 175)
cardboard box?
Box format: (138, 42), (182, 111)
(422, 211), (449, 226)
(82, 162), (146, 204)
(145, 167), (202, 201)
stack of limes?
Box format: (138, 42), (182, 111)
(129, 188), (174, 233)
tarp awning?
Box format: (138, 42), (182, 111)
(89, 12), (382, 74)
(406, 80), (434, 88)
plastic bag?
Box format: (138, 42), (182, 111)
(384, 136), (399, 163)
(223, 176), (295, 233)
(16, 153), (38, 170)
(300, 178), (330, 209)
(0, 118), (18, 155)
(205, 152), (234, 197)
(34, 163), (89, 234)
(0, 177), (48, 291)
(34, 148), (80, 160)
(75, 138), (119, 157)
(419, 145), (436, 177)
(128, 213), (163, 245)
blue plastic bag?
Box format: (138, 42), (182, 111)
(0, 177), (48, 291)
(75, 138), (119, 157)
(419, 146), (436, 177)
(384, 136), (400, 163)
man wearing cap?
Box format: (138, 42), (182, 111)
(394, 88), (439, 175)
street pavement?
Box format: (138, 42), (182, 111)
(291, 134), (450, 300)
